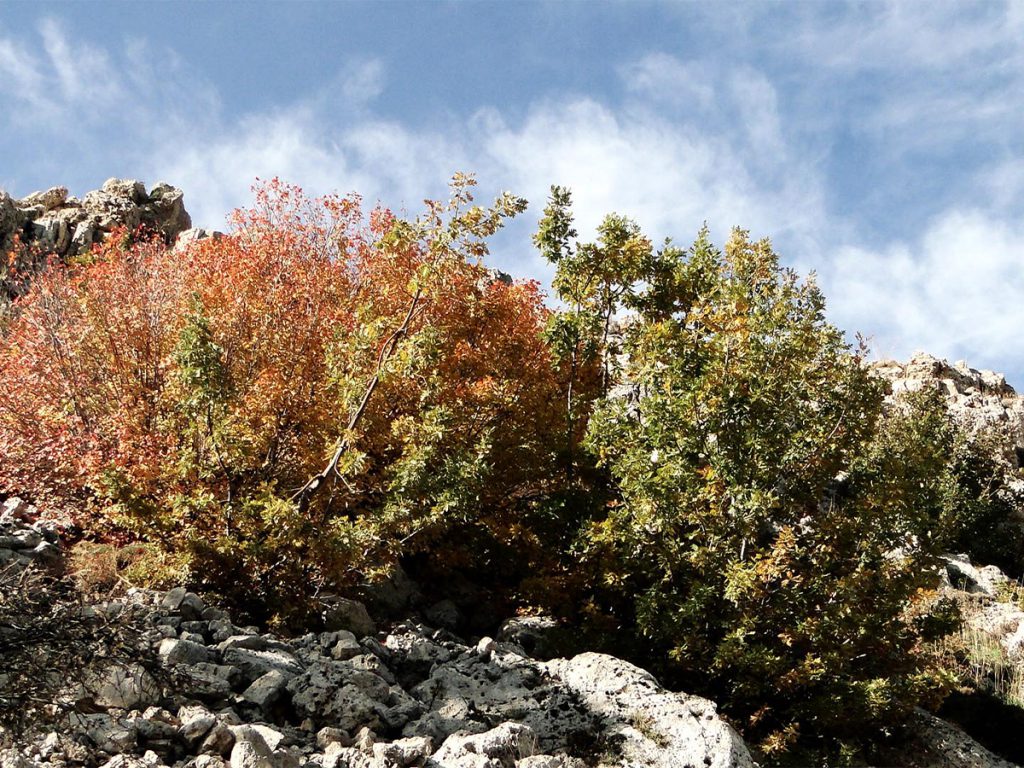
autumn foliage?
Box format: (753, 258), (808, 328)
(0, 177), (564, 619)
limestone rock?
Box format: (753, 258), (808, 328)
(546, 653), (756, 768)
(322, 596), (377, 638)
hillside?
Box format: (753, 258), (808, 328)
(3, 179), (1024, 767)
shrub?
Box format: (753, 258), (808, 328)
(538, 205), (957, 752)
(0, 176), (565, 623)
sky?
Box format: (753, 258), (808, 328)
(2, 1), (1024, 380)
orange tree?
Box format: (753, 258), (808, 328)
(0, 176), (565, 621)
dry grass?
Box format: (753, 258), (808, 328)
(68, 541), (188, 599)
(932, 592), (1024, 707)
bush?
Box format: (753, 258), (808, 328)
(536, 206), (957, 753)
(0, 176), (566, 624)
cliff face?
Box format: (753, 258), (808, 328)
(871, 353), (1024, 454)
(0, 179), (192, 299)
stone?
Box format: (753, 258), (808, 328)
(330, 631), (363, 661)
(159, 637), (213, 666)
(162, 587), (189, 612)
(223, 647), (304, 682)
(497, 617), (560, 659)
(316, 727), (352, 749)
(241, 670), (289, 708)
(372, 736), (433, 766)
(430, 722), (537, 765)
(322, 596), (377, 638)
(546, 653), (755, 768)
(229, 726), (276, 768)
(88, 663), (160, 710)
(322, 744), (375, 768)
(424, 600), (461, 631)
(180, 591), (207, 620)
(201, 723), (236, 756)
(909, 709), (1016, 768)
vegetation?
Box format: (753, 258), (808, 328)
(2, 175), (1021, 757)
(0, 177), (564, 623)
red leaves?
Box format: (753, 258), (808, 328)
(0, 181), (561, 541)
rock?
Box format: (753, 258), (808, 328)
(547, 653), (756, 768)
(1, 179), (192, 298)
(372, 736), (433, 766)
(223, 647), (304, 682)
(330, 631), (363, 661)
(430, 722), (537, 766)
(162, 587), (190, 612)
(322, 744), (375, 768)
(909, 709), (1017, 767)
(201, 723), (236, 756)
(88, 663), (161, 710)
(287, 660), (392, 733)
(174, 227), (221, 252)
(229, 726), (276, 768)
(497, 617), (560, 659)
(316, 727), (352, 749)
(180, 591), (207, 620)
(358, 564), (423, 618)
(424, 600), (461, 631)
(159, 637), (213, 666)
(944, 555), (1011, 598)
(323, 596), (377, 638)
(241, 670), (290, 709)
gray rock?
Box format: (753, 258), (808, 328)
(909, 709), (1017, 768)
(330, 631), (363, 661)
(201, 723), (236, 756)
(242, 670), (290, 708)
(88, 663), (160, 710)
(316, 727), (352, 749)
(546, 653), (755, 768)
(497, 617), (560, 659)
(159, 637), (213, 666)
(162, 587), (190, 613)
(323, 597), (377, 638)
(287, 660), (392, 733)
(372, 736), (433, 766)
(229, 726), (276, 768)
(223, 647), (304, 682)
(429, 722), (537, 766)
(424, 600), (461, 631)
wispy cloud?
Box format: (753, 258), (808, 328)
(3, 9), (1024, 378)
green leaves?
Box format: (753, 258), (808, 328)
(575, 222), (952, 753)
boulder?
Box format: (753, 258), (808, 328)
(322, 596), (377, 638)
(546, 653), (756, 768)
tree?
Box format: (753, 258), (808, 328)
(534, 186), (649, 471)
(0, 176), (564, 623)
(579, 224), (954, 753)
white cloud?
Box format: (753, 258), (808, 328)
(824, 208), (1024, 370)
(4, 13), (1024, 379)
(619, 53), (715, 110)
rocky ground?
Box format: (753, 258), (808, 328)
(0, 497), (756, 768)
(872, 353), (1024, 451)
(3, 494), (1019, 768)
(0, 179), (202, 302)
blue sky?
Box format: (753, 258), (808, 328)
(3, 2), (1024, 379)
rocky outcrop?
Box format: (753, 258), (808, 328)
(0, 501), (756, 768)
(871, 353), (1024, 451)
(0, 179), (192, 298)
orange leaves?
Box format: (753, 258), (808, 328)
(0, 179), (560, 581)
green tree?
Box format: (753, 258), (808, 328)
(534, 186), (650, 469)
(580, 224), (953, 754)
